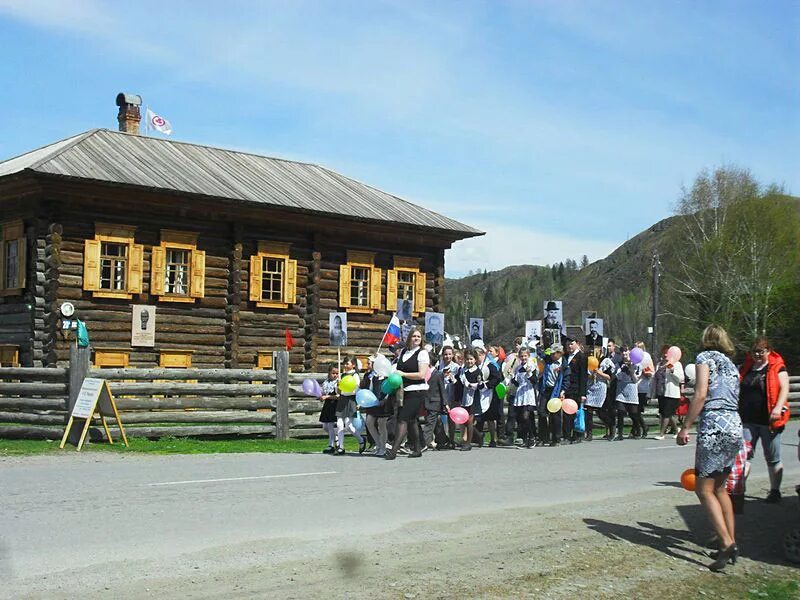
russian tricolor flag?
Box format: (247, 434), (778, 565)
(383, 314), (402, 345)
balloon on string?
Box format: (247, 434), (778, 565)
(667, 346), (682, 363)
(312, 380), (322, 398)
(680, 468), (696, 491)
(495, 382), (507, 400)
(449, 407), (469, 425)
(587, 356), (599, 371)
(381, 378), (394, 395)
(387, 372), (403, 391)
(424, 366), (433, 383)
(547, 398), (563, 413)
(562, 398), (578, 415)
(684, 363), (696, 382)
(355, 389), (379, 408)
(630, 347), (644, 364)
(372, 354), (392, 378)
(537, 360), (545, 373)
(339, 374), (358, 394)
(302, 378), (319, 397)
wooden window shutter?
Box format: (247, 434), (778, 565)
(338, 264), (351, 307)
(83, 239), (101, 291)
(0, 237), (5, 290)
(385, 269), (398, 311)
(150, 246), (166, 296)
(284, 259), (297, 305)
(369, 267), (381, 310)
(190, 249), (206, 298)
(414, 271), (426, 314)
(249, 255), (263, 302)
(128, 244), (144, 294)
(16, 237), (26, 289)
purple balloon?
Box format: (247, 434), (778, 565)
(302, 378), (317, 396)
(312, 379), (322, 398)
(630, 347), (644, 365)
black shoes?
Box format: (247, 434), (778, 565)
(408, 450), (423, 458)
(459, 444), (472, 451)
(488, 440), (497, 448)
(765, 489), (782, 503)
(708, 544), (738, 571)
(358, 439), (366, 454)
(322, 446), (335, 454)
(384, 449), (396, 460)
(336, 448), (345, 455)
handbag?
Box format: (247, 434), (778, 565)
(574, 407), (586, 433)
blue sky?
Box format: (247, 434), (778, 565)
(0, 1), (797, 276)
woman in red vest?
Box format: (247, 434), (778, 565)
(738, 336), (791, 503)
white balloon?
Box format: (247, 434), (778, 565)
(684, 363), (696, 382)
(373, 354), (392, 378)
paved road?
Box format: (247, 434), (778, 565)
(1, 423), (798, 593)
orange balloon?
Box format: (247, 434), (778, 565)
(587, 356), (599, 371)
(680, 468), (696, 491)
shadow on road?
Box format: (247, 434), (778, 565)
(584, 515), (708, 567)
(585, 491), (800, 568)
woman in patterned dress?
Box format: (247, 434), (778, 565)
(677, 325), (743, 571)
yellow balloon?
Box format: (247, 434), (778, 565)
(339, 374), (358, 394)
(547, 398), (563, 413)
(587, 356), (599, 371)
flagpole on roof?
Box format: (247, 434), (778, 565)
(144, 104), (150, 136)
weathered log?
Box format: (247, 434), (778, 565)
(111, 410), (274, 424)
(0, 367), (68, 380)
(0, 382), (68, 395)
(107, 382), (276, 396)
(0, 412), (65, 426)
(0, 425), (63, 440)
(91, 368), (276, 381)
(0, 397), (68, 410)
(100, 424), (275, 438)
(114, 397), (275, 410)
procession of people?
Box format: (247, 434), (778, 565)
(310, 312), (794, 572)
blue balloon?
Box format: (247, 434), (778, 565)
(355, 388), (379, 408)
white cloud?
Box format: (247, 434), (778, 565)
(445, 222), (619, 278)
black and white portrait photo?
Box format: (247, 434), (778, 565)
(424, 312), (445, 346)
(469, 317), (484, 341)
(543, 300), (564, 332)
(584, 318), (604, 347)
(396, 298), (414, 322)
(524, 320), (542, 345)
(329, 312), (348, 347)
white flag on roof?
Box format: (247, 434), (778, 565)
(145, 108), (172, 135)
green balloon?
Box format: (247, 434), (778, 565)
(388, 372), (403, 391)
(495, 382), (507, 400)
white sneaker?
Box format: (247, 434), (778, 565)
(653, 434), (665, 440)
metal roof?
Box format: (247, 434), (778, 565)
(0, 129), (482, 239)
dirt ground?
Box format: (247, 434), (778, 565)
(8, 480), (798, 600)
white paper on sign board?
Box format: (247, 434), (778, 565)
(71, 378), (104, 419)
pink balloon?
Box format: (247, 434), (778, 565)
(424, 366), (433, 383)
(667, 346), (682, 362)
(449, 407), (469, 425)
(562, 398), (578, 415)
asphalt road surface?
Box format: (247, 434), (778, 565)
(2, 423), (798, 599)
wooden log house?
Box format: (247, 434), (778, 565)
(0, 95), (482, 371)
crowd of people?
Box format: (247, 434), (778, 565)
(318, 327), (700, 456)
(316, 323), (795, 571)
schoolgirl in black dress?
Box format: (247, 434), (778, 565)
(318, 364), (339, 453)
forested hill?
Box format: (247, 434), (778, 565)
(445, 195), (800, 360)
(444, 214), (683, 346)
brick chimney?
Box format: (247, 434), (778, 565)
(115, 92), (142, 135)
